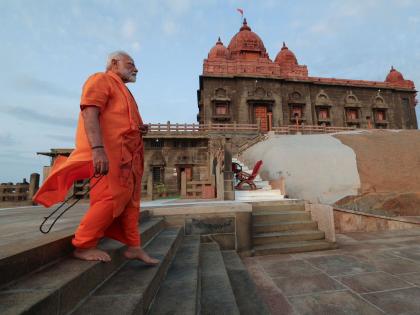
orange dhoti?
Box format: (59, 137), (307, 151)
(34, 71), (145, 249)
(72, 174), (140, 248)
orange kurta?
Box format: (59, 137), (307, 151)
(34, 71), (144, 247)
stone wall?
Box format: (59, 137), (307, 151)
(334, 207), (420, 233)
(144, 202), (252, 251)
(198, 75), (417, 129)
(241, 133), (361, 204)
(142, 137), (210, 198)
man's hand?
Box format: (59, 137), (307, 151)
(81, 106), (108, 175)
(139, 124), (149, 136)
(92, 147), (109, 175)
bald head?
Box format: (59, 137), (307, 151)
(106, 51), (138, 83)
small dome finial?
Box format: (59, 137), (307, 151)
(240, 18), (251, 31)
(391, 65), (395, 71)
(281, 42), (288, 50)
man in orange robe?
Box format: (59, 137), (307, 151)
(34, 51), (159, 264)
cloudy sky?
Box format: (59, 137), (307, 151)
(0, 0), (419, 183)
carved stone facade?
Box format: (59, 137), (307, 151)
(142, 136), (210, 198)
(198, 20), (417, 130)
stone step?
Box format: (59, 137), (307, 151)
(236, 196), (285, 202)
(253, 240), (338, 255)
(251, 200), (305, 207)
(0, 211), (156, 288)
(0, 219), (165, 315)
(253, 220), (318, 233)
(252, 211), (311, 224)
(235, 190), (282, 197)
(200, 242), (240, 315)
(252, 230), (325, 245)
(71, 227), (183, 315)
(148, 235), (200, 315)
(252, 203), (306, 212)
(255, 181), (271, 189)
(222, 251), (271, 315)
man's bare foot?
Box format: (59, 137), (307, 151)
(123, 246), (160, 265)
(73, 248), (111, 262)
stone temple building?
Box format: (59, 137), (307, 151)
(39, 19), (418, 201)
(198, 19), (417, 131)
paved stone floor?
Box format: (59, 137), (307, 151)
(0, 203), (89, 259)
(244, 228), (420, 315)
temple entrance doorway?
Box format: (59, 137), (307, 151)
(177, 165), (192, 192)
(254, 105), (269, 132)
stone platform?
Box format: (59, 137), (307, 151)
(0, 203), (90, 259)
(244, 227), (420, 314)
(3, 202), (420, 314)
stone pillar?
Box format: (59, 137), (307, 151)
(267, 112), (273, 131)
(216, 162), (224, 201)
(279, 175), (286, 196)
(181, 171), (187, 197)
(28, 173), (40, 199)
(42, 166), (51, 183)
(147, 171), (153, 200)
(304, 85), (314, 125)
(224, 139), (235, 200)
(256, 117), (261, 134)
(236, 212), (251, 252)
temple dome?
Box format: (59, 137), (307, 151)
(227, 19), (268, 59)
(385, 66), (405, 83)
(208, 37), (229, 59)
(275, 42), (298, 65)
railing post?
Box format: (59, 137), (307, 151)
(167, 121), (170, 133)
(267, 112), (273, 131)
(256, 118), (261, 134)
(28, 173), (40, 200)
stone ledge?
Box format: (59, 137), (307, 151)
(334, 207), (420, 225)
(145, 202), (252, 216)
(333, 206), (420, 233)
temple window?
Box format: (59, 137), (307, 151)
(150, 139), (164, 148)
(346, 108), (359, 120)
(212, 101), (231, 122)
(373, 109), (388, 128)
(375, 110), (386, 122)
(213, 101), (230, 116)
(317, 108), (330, 120)
(215, 103), (228, 115)
(152, 166), (163, 183)
(289, 105), (304, 121)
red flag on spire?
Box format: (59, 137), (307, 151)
(237, 8), (244, 17)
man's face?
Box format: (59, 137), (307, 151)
(113, 55), (138, 83)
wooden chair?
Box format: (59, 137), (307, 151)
(235, 160), (263, 190)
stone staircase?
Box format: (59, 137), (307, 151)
(232, 157), (284, 202)
(251, 200), (337, 255)
(0, 215), (270, 315)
